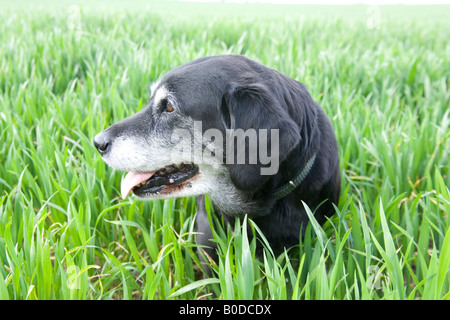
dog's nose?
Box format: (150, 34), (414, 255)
(94, 132), (110, 155)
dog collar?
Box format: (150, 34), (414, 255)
(272, 153), (316, 200)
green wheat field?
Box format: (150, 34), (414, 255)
(0, 1), (449, 300)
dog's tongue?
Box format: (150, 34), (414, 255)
(121, 171), (154, 199)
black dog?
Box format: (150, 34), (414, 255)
(94, 55), (340, 261)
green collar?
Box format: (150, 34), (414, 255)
(272, 153), (316, 200)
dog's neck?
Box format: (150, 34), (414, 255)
(272, 153), (316, 200)
(271, 101), (321, 200)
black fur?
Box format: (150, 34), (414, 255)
(95, 55), (340, 263)
(175, 56), (341, 257)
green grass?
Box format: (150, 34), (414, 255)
(0, 2), (449, 300)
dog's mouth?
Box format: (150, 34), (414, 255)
(120, 163), (199, 199)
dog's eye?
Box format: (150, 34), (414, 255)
(165, 104), (174, 113)
(161, 99), (175, 113)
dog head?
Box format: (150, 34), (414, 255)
(94, 55), (301, 213)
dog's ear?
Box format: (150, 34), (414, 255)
(224, 81), (301, 191)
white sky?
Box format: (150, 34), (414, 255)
(180, 0), (450, 4)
